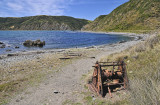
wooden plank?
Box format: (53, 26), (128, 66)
(99, 62), (118, 63)
(59, 57), (71, 60)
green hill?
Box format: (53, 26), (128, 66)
(0, 15), (89, 30)
(82, 0), (160, 32)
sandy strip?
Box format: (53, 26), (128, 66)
(0, 33), (149, 105)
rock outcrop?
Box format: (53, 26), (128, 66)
(15, 46), (20, 48)
(23, 40), (45, 47)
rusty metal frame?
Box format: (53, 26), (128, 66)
(89, 60), (129, 98)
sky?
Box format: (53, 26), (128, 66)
(0, 0), (129, 20)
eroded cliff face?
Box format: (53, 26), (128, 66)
(0, 15), (89, 30)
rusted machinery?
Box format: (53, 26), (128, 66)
(89, 60), (129, 98)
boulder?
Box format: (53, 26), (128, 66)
(7, 54), (18, 56)
(6, 49), (11, 52)
(119, 40), (127, 43)
(0, 44), (5, 48)
(53, 90), (59, 94)
(23, 40), (45, 47)
(23, 40), (33, 46)
(15, 46), (20, 48)
(0, 42), (4, 44)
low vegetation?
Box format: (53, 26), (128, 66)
(82, 0), (160, 32)
(99, 33), (160, 105)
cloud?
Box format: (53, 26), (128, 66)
(0, 0), (73, 17)
(7, 2), (23, 11)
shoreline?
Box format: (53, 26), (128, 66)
(0, 31), (148, 59)
(79, 30), (150, 36)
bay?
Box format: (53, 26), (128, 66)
(0, 31), (133, 54)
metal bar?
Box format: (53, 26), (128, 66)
(108, 86), (112, 98)
(103, 83), (124, 86)
(112, 62), (115, 74)
(92, 64), (121, 67)
(100, 64), (122, 67)
(90, 83), (99, 93)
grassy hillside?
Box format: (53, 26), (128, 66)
(0, 15), (89, 30)
(99, 32), (160, 105)
(82, 0), (160, 32)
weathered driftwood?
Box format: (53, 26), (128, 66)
(59, 57), (71, 60)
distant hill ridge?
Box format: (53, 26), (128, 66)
(0, 15), (89, 30)
(82, 0), (160, 32)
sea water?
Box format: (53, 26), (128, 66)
(0, 31), (133, 54)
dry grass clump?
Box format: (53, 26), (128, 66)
(100, 52), (129, 63)
(146, 35), (160, 45)
(134, 34), (160, 52)
(134, 42), (146, 52)
(129, 71), (160, 105)
(128, 56), (160, 105)
(100, 34), (160, 105)
(127, 43), (160, 105)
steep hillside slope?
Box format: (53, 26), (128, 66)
(0, 15), (89, 30)
(82, 0), (160, 32)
